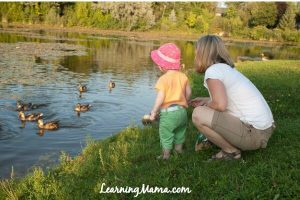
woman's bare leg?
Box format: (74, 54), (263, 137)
(192, 106), (240, 154)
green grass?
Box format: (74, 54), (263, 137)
(1, 60), (300, 200)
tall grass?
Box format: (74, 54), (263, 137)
(1, 60), (300, 199)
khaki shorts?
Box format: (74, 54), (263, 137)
(211, 110), (275, 151)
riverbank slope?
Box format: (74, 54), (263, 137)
(1, 60), (300, 199)
(2, 23), (300, 46)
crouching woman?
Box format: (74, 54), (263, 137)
(191, 35), (275, 160)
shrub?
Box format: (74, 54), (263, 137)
(248, 26), (272, 40)
(44, 7), (61, 25)
(281, 29), (300, 42)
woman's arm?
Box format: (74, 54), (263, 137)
(150, 91), (165, 120)
(206, 79), (227, 112)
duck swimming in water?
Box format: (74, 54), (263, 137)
(37, 119), (59, 130)
(78, 84), (87, 92)
(108, 80), (115, 89)
(75, 103), (91, 112)
(18, 111), (43, 121)
(16, 101), (37, 111)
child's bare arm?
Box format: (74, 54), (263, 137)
(150, 91), (165, 120)
(185, 83), (192, 102)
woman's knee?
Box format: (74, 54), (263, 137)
(192, 106), (206, 126)
(192, 106), (214, 127)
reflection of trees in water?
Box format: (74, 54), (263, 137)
(61, 39), (157, 85)
(226, 42), (300, 61)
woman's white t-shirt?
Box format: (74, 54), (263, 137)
(204, 63), (274, 130)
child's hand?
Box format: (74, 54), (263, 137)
(150, 111), (157, 121)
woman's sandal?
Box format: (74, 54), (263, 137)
(211, 150), (241, 160)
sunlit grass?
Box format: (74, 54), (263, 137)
(1, 60), (300, 199)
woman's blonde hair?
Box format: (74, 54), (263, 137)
(195, 35), (234, 73)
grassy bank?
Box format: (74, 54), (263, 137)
(2, 23), (300, 46)
(1, 60), (300, 199)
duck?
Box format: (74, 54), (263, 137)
(260, 53), (269, 61)
(16, 101), (36, 111)
(75, 103), (91, 112)
(237, 53), (270, 62)
(78, 84), (87, 92)
(37, 119), (59, 130)
(108, 80), (115, 90)
(18, 111), (43, 121)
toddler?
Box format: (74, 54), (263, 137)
(150, 43), (191, 160)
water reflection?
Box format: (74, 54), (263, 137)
(0, 30), (299, 179)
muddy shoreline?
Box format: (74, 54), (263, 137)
(1, 23), (299, 46)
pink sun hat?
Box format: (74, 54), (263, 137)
(151, 43), (181, 70)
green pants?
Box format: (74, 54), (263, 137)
(159, 108), (187, 150)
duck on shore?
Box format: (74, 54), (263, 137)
(37, 119), (59, 130)
(237, 53), (270, 62)
(18, 111), (43, 121)
(75, 103), (91, 112)
(260, 53), (269, 61)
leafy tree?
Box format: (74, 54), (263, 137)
(0, 2), (24, 23)
(279, 3), (297, 30)
(275, 2), (288, 27)
(247, 2), (277, 28)
(98, 3), (155, 31)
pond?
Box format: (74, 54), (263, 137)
(0, 29), (299, 179)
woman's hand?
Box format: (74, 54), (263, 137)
(189, 97), (210, 108)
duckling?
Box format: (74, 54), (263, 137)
(16, 101), (36, 111)
(78, 84), (87, 92)
(18, 111), (43, 121)
(37, 119), (59, 130)
(75, 103), (91, 112)
(108, 80), (115, 89)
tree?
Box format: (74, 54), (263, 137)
(101, 3), (155, 31)
(278, 3), (297, 30)
(247, 2), (277, 28)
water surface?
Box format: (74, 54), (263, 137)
(0, 29), (299, 178)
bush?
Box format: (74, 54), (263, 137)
(281, 29), (300, 42)
(216, 17), (244, 36)
(248, 26), (272, 40)
(44, 7), (61, 25)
